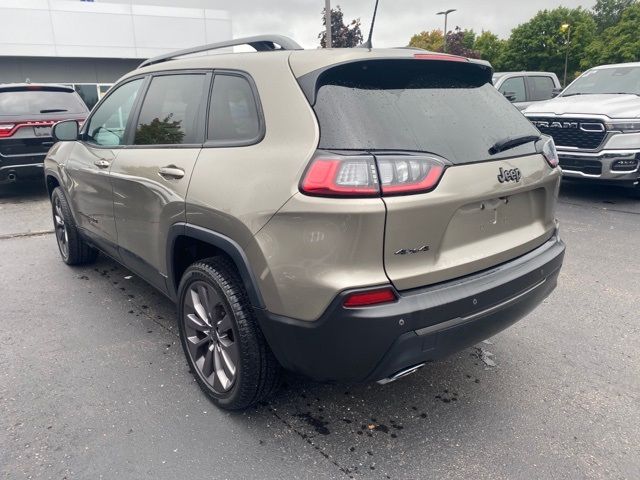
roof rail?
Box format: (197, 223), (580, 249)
(138, 35), (303, 69)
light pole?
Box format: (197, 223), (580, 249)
(437, 9), (457, 53)
(561, 23), (571, 87)
(325, 0), (332, 48)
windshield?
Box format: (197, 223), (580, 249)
(562, 66), (640, 96)
(0, 89), (88, 116)
(312, 60), (539, 164)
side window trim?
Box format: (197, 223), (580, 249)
(126, 70), (213, 149)
(204, 69), (266, 148)
(80, 75), (149, 149)
(123, 75), (152, 146)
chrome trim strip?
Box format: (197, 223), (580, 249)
(558, 149), (640, 158)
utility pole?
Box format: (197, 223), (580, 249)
(562, 23), (571, 87)
(325, 0), (332, 48)
(437, 9), (457, 53)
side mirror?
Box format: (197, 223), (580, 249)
(552, 88), (563, 98)
(503, 91), (517, 102)
(52, 120), (79, 142)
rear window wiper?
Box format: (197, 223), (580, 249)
(489, 135), (540, 155)
(40, 109), (68, 113)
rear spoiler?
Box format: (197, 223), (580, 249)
(0, 85), (75, 94)
(296, 56), (494, 106)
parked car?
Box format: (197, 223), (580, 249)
(0, 84), (88, 184)
(44, 36), (565, 410)
(493, 72), (562, 110)
(525, 62), (640, 195)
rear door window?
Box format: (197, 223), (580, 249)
(498, 77), (526, 102)
(528, 76), (555, 101)
(208, 74), (262, 145)
(134, 74), (207, 145)
(310, 60), (539, 164)
(0, 89), (87, 116)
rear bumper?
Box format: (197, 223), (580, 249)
(0, 162), (44, 183)
(257, 234), (565, 383)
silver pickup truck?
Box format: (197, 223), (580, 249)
(524, 62), (640, 195)
(493, 72), (562, 110)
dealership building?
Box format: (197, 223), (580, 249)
(0, 0), (232, 109)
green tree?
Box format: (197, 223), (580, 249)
(445, 27), (480, 58)
(592, 0), (636, 31)
(583, 3), (640, 65)
(500, 7), (597, 81)
(474, 30), (507, 69)
(408, 29), (445, 51)
(462, 29), (476, 50)
(318, 6), (363, 48)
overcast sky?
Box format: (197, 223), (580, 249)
(215, 0), (597, 48)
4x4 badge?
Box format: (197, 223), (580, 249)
(497, 167), (522, 184)
(394, 245), (430, 256)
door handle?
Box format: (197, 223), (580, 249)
(94, 159), (110, 169)
(158, 166), (185, 179)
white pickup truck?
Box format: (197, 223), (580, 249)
(524, 62), (640, 195)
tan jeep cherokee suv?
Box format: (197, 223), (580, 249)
(44, 36), (565, 410)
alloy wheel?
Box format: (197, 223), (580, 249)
(183, 281), (239, 394)
(53, 196), (69, 259)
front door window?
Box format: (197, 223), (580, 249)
(85, 79), (143, 147)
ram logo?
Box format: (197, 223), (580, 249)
(532, 121), (579, 130)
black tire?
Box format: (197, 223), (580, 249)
(51, 187), (98, 265)
(177, 257), (281, 410)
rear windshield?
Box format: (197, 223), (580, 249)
(0, 89), (87, 116)
(311, 60), (539, 164)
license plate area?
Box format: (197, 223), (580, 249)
(34, 126), (52, 137)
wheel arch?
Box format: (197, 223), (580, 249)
(45, 170), (61, 198)
(167, 223), (265, 308)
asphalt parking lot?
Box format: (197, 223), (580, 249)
(1, 180), (638, 480)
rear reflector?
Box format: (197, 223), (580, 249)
(300, 152), (446, 198)
(343, 288), (397, 308)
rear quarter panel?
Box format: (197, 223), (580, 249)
(186, 54), (320, 247)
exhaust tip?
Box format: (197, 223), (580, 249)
(377, 363), (426, 385)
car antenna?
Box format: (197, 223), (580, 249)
(362, 0), (380, 50)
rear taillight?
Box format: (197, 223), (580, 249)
(300, 152), (446, 198)
(343, 287), (397, 308)
(377, 156), (445, 196)
(541, 137), (559, 168)
(0, 124), (16, 138)
(300, 155), (380, 197)
(0, 120), (56, 138)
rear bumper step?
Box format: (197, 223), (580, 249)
(257, 234), (565, 383)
